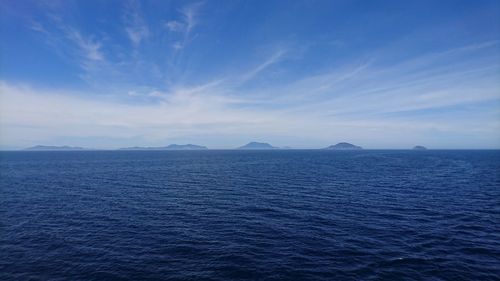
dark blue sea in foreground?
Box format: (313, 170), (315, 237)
(1, 150), (499, 280)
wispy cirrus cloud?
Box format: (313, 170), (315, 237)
(29, 19), (106, 71)
(29, 21), (47, 33)
(165, 2), (203, 50)
(165, 20), (185, 32)
(123, 0), (150, 45)
(239, 49), (287, 83)
(28, 4), (165, 90)
(181, 2), (203, 35)
(65, 28), (104, 61)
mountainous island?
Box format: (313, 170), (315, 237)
(119, 144), (207, 150)
(413, 145), (428, 150)
(324, 142), (362, 150)
(238, 142), (277, 149)
(24, 145), (85, 151)
(21, 143), (436, 151)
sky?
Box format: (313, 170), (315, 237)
(0, 0), (499, 149)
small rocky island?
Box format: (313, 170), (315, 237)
(24, 145), (85, 151)
(413, 145), (427, 150)
(324, 142), (362, 150)
(119, 144), (207, 150)
(238, 142), (277, 149)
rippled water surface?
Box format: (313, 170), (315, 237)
(1, 150), (499, 280)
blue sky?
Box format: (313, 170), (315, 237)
(1, 0), (499, 149)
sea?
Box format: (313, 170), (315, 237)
(1, 150), (499, 280)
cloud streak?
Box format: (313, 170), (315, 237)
(123, 0), (150, 45)
(239, 50), (287, 83)
(165, 2), (203, 50)
(65, 28), (104, 61)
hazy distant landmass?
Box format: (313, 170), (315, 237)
(25, 145), (85, 151)
(238, 142), (277, 149)
(119, 144), (207, 150)
(165, 144), (207, 150)
(21, 143), (439, 151)
(413, 145), (428, 150)
(324, 142), (362, 150)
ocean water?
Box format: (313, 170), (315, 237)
(1, 150), (499, 280)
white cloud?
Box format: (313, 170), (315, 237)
(180, 2), (203, 35)
(0, 81), (281, 140)
(165, 20), (185, 32)
(65, 28), (103, 61)
(172, 42), (183, 50)
(239, 50), (287, 83)
(29, 21), (47, 33)
(165, 2), (203, 50)
(28, 15), (107, 76)
(123, 0), (149, 45)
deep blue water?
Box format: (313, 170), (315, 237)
(1, 150), (499, 280)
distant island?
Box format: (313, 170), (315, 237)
(119, 144), (207, 150)
(324, 142), (362, 150)
(24, 145), (85, 151)
(413, 145), (427, 150)
(20, 143), (438, 151)
(238, 142), (277, 149)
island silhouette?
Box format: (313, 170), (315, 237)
(324, 142), (362, 150)
(21, 142), (433, 150)
(24, 145), (85, 151)
(237, 142), (277, 149)
(413, 145), (428, 150)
